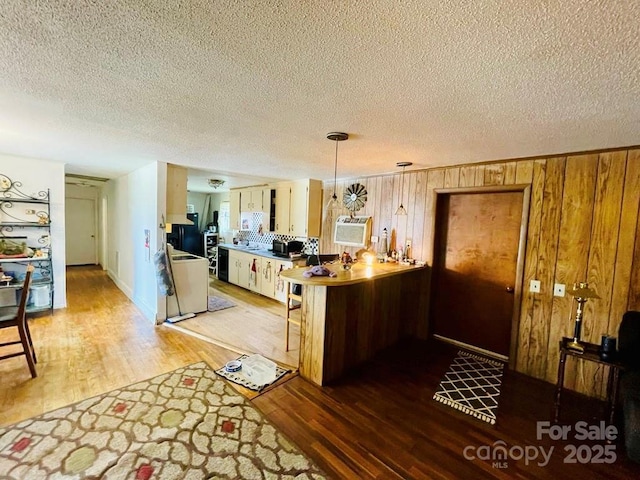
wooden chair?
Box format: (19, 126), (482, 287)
(0, 265), (37, 377)
(285, 282), (302, 352)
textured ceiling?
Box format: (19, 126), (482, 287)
(0, 1), (638, 191)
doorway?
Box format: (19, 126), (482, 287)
(430, 186), (529, 365)
(65, 197), (97, 265)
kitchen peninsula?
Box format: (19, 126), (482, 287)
(280, 261), (429, 386)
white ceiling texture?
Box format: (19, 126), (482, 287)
(0, 1), (638, 192)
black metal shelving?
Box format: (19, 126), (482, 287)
(0, 174), (53, 314)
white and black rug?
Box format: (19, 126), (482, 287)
(215, 354), (291, 392)
(433, 350), (505, 425)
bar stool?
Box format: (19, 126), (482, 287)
(285, 282), (302, 351)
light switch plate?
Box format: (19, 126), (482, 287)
(370, 235), (378, 243)
(554, 283), (566, 297)
(529, 280), (541, 293)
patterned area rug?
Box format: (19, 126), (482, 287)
(208, 296), (236, 312)
(215, 354), (292, 392)
(0, 362), (325, 479)
(433, 350), (505, 425)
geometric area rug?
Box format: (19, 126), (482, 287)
(0, 362), (326, 479)
(433, 350), (506, 425)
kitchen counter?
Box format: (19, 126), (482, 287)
(280, 261), (430, 386)
(279, 260), (425, 286)
(218, 243), (304, 263)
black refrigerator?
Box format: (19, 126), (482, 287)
(167, 213), (203, 256)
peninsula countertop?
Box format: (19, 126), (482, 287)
(279, 261), (426, 286)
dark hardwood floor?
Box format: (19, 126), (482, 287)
(1, 266), (638, 479)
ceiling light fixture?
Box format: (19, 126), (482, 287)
(208, 179), (225, 189)
(395, 162), (412, 215)
(326, 132), (348, 211)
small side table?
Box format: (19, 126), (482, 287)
(554, 337), (625, 426)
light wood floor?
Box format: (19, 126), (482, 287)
(166, 276), (300, 368)
(2, 266), (639, 479)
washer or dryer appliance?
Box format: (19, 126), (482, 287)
(167, 251), (208, 318)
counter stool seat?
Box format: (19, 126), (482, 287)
(285, 283), (301, 351)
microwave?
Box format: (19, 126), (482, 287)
(272, 239), (304, 257)
(334, 216), (372, 247)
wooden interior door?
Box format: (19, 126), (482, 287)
(431, 190), (524, 358)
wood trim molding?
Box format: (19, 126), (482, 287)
(431, 184), (531, 369)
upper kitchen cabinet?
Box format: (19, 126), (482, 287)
(166, 164), (193, 225)
(274, 182), (291, 235)
(275, 179), (322, 237)
(240, 188), (263, 212)
(229, 189), (241, 230)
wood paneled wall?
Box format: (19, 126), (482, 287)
(320, 147), (640, 396)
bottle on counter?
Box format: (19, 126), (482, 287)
(378, 228), (388, 262)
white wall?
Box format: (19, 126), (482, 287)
(0, 154), (66, 308)
(105, 162), (164, 323)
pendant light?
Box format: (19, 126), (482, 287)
(326, 132), (348, 211)
(395, 161), (412, 215)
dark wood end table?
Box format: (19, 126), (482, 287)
(554, 337), (625, 426)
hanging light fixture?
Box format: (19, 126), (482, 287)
(395, 161), (412, 215)
(326, 132), (348, 211)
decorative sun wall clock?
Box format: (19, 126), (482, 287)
(343, 183), (368, 213)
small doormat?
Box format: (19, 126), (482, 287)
(215, 354), (291, 392)
(433, 350), (505, 425)
(207, 295), (236, 312)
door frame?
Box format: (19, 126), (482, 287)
(65, 196), (98, 266)
(431, 184), (531, 369)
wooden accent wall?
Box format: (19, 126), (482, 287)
(320, 147), (640, 396)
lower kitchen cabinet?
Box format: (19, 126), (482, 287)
(225, 248), (299, 302)
(247, 255), (262, 293)
(228, 249), (250, 288)
(260, 257), (276, 298)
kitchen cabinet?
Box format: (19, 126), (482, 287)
(274, 259), (296, 303)
(0, 175), (53, 314)
(166, 164), (192, 225)
(222, 246), (302, 302)
(246, 254), (262, 293)
(274, 182), (292, 235)
(229, 190), (241, 230)
(229, 246), (251, 288)
(274, 179), (322, 237)
(260, 257), (276, 297)
(240, 188), (263, 212)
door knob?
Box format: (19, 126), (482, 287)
(505, 286), (514, 293)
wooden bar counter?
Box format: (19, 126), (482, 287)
(280, 261), (430, 385)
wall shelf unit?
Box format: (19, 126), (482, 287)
(0, 174), (53, 314)
(204, 232), (218, 275)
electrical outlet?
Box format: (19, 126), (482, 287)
(554, 283), (566, 297)
(529, 280), (541, 293)
(406, 239), (412, 248)
(370, 235), (378, 243)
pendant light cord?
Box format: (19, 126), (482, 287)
(400, 165), (405, 205)
(333, 139), (338, 197)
